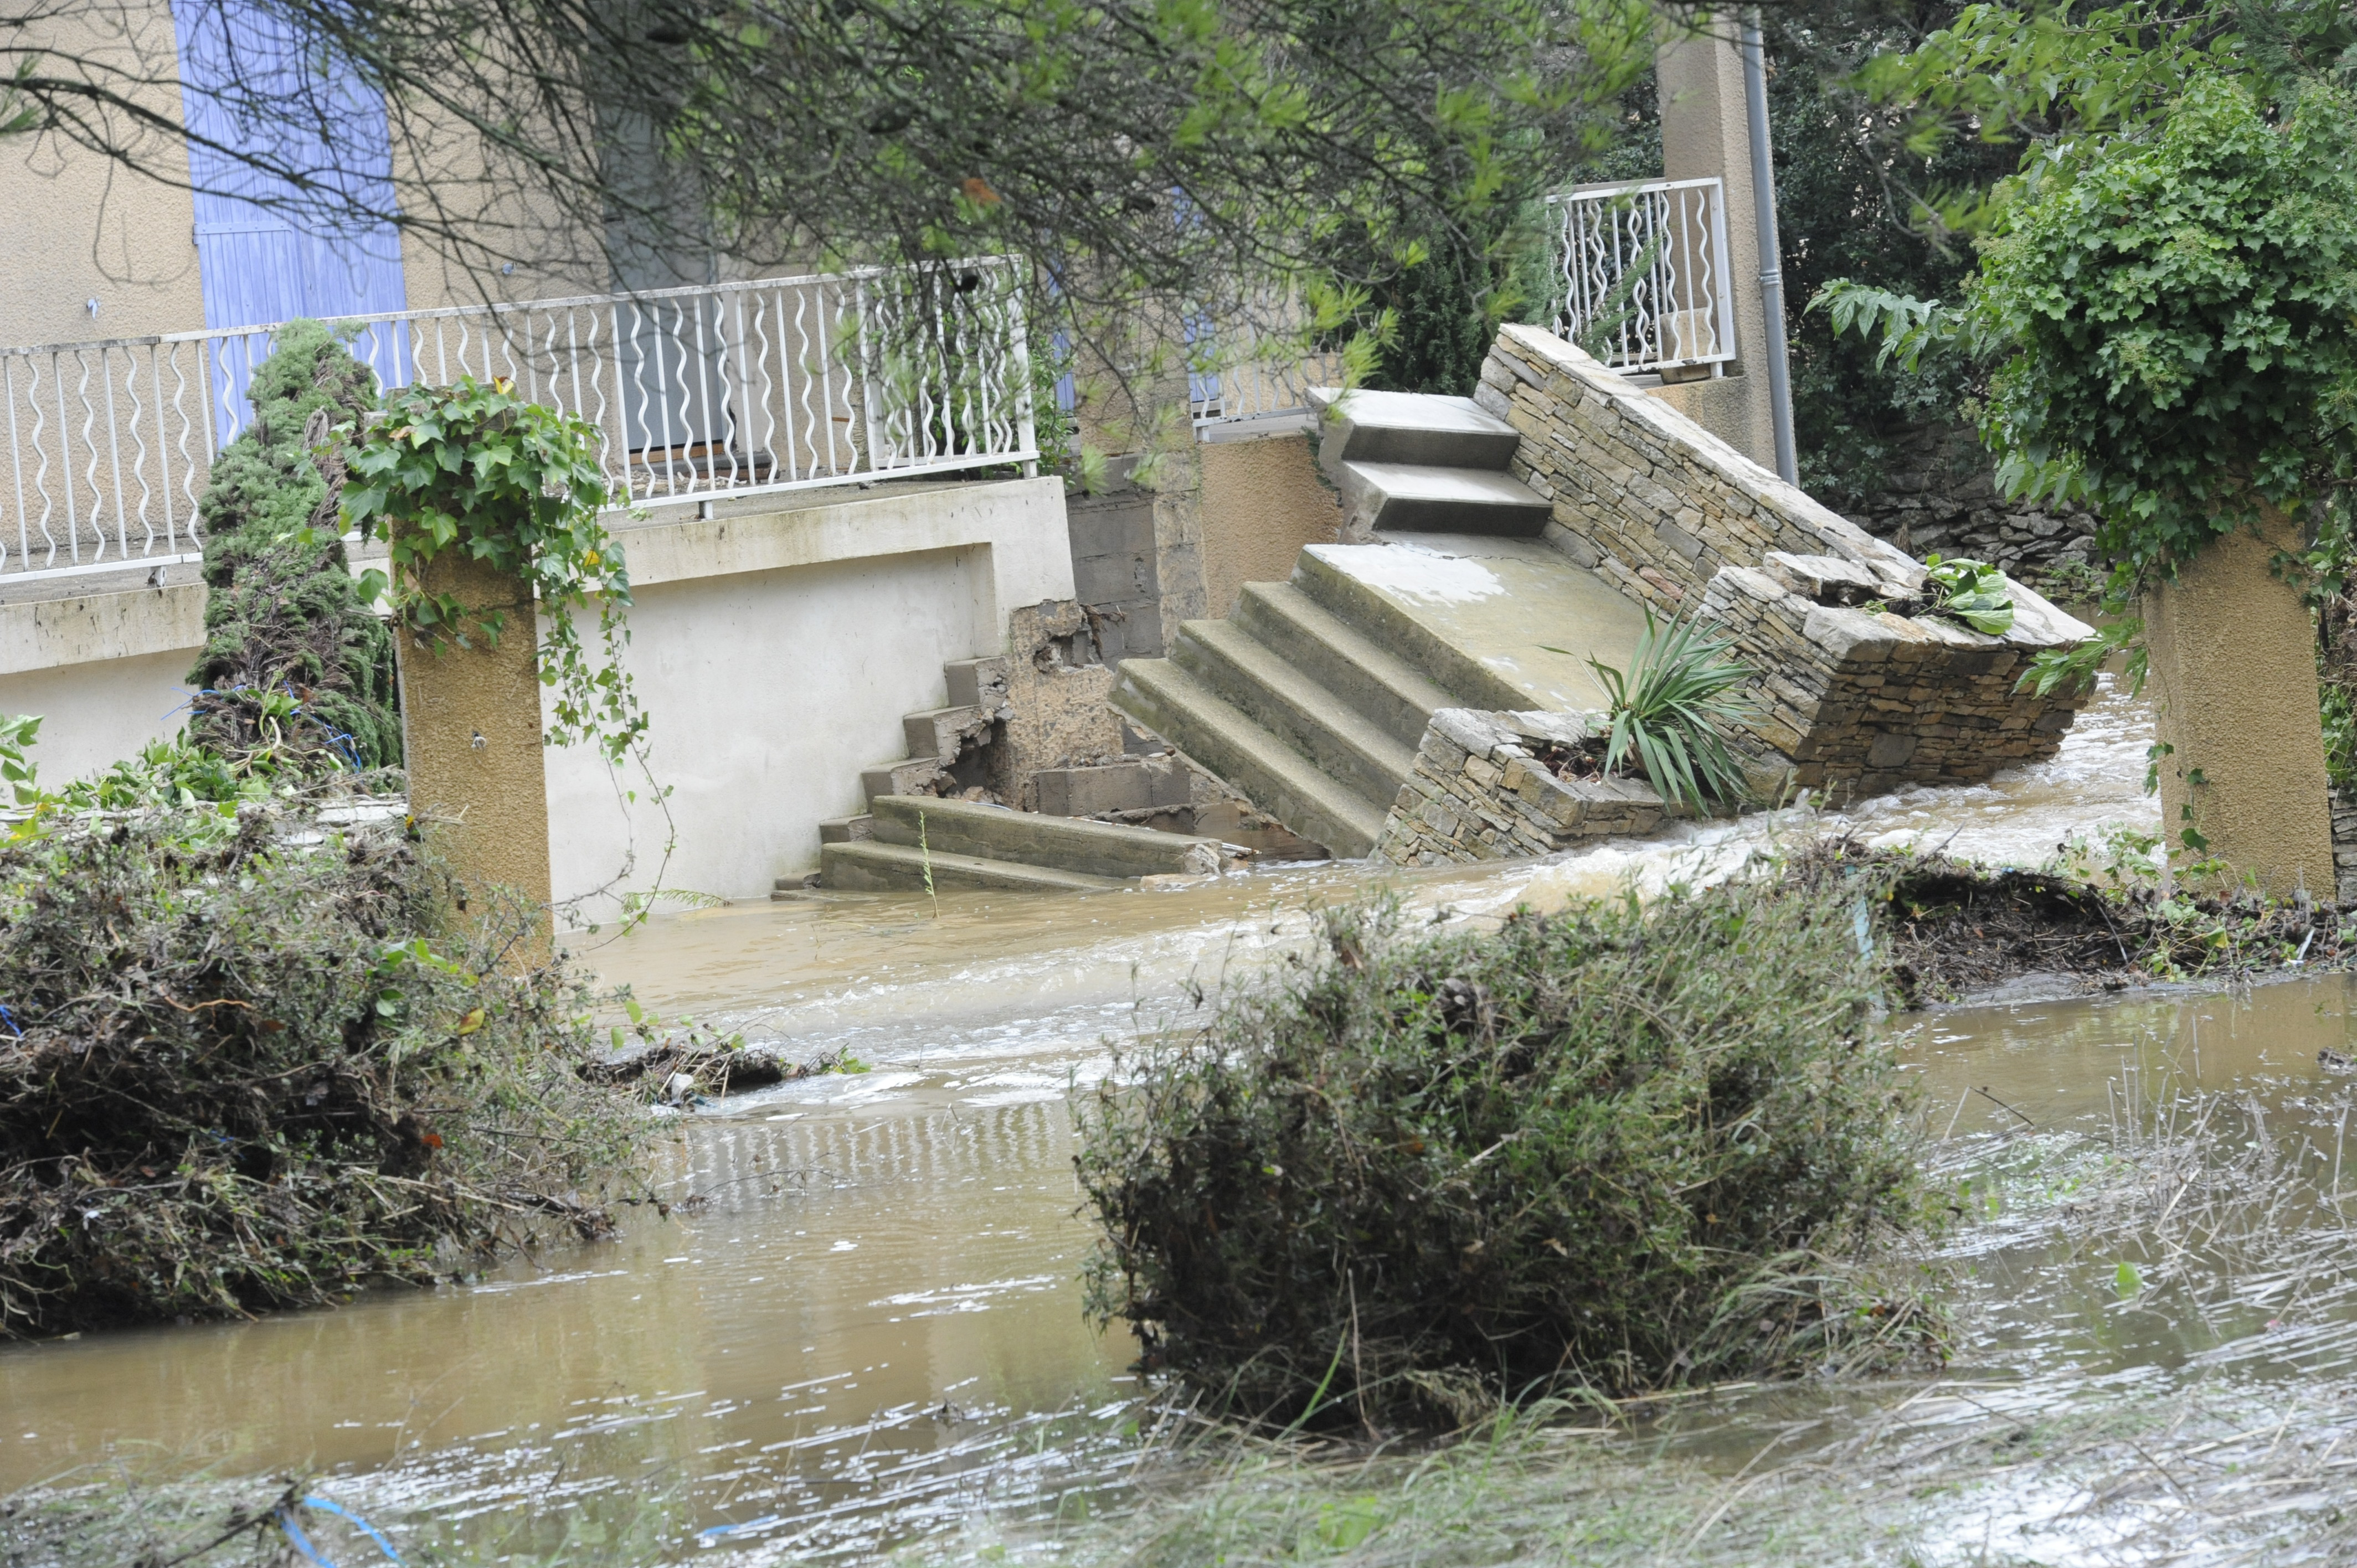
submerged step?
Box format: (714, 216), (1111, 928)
(866, 794), (1224, 879)
(1337, 462), (1552, 537)
(1307, 386), (1523, 471)
(820, 840), (1120, 894)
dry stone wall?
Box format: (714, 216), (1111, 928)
(1373, 708), (1667, 867)
(1476, 326), (2094, 798)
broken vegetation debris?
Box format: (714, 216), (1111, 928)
(1076, 876), (1943, 1431)
(1790, 831), (2352, 1007)
(0, 797), (647, 1338)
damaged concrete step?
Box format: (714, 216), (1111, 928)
(943, 655), (1010, 710)
(1111, 657), (1388, 859)
(1231, 580), (1458, 750)
(1171, 618), (1416, 808)
(818, 814), (873, 844)
(820, 840), (1121, 894)
(861, 757), (943, 801)
(868, 794), (1222, 880)
(1337, 462), (1552, 537)
(1307, 387), (1523, 471)
(1036, 755), (1192, 817)
(902, 704), (993, 765)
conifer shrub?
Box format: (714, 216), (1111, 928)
(188, 321), (402, 772)
(1076, 875), (1939, 1427)
(0, 800), (644, 1337)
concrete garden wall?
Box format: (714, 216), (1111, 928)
(1478, 326), (2095, 798)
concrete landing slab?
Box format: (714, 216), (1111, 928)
(1303, 535), (1651, 714)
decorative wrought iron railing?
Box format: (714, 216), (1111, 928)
(1187, 291), (1347, 428)
(0, 259), (1038, 584)
(1548, 177), (1736, 378)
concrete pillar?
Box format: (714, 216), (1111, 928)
(396, 546), (554, 945)
(2144, 509), (2335, 898)
(1651, 22), (1779, 472)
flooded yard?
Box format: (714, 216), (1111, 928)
(16, 674), (2348, 1562)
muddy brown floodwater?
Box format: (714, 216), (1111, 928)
(25, 673), (2338, 1565)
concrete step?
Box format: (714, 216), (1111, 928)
(943, 656), (1010, 710)
(862, 757), (944, 801)
(1171, 618), (1416, 808)
(818, 814), (873, 844)
(1336, 462), (1552, 537)
(1035, 756), (1192, 817)
(867, 794), (1222, 879)
(1308, 387), (1522, 470)
(821, 840), (1121, 894)
(1110, 657), (1387, 859)
(1231, 580), (1460, 750)
(902, 704), (992, 765)
(1291, 545), (1533, 712)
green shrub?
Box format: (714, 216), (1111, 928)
(0, 800), (644, 1336)
(1075, 876), (1938, 1428)
(188, 320), (401, 772)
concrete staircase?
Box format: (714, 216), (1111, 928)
(1111, 389), (1646, 858)
(809, 654), (1231, 894)
(1313, 387), (1551, 537)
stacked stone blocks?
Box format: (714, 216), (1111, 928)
(1475, 326), (2093, 797)
(1373, 708), (1666, 867)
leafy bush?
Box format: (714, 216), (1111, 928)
(1075, 876), (1939, 1428)
(1921, 554), (2015, 636)
(0, 800), (645, 1336)
(188, 320), (401, 772)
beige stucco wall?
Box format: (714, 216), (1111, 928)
(1197, 429), (1342, 617)
(0, 0), (202, 345)
(2144, 511), (2336, 898)
(1650, 24), (1777, 473)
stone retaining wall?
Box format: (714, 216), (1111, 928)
(1372, 708), (1667, 867)
(1476, 326), (2094, 797)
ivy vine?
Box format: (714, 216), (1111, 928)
(340, 376), (647, 764)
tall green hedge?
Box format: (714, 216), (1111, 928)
(187, 321), (402, 771)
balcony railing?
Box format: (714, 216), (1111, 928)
(1187, 290), (1347, 429)
(1548, 177), (1736, 379)
(0, 259), (1037, 585)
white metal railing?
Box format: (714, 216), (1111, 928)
(0, 259), (1037, 584)
(1548, 177), (1736, 378)
(1188, 291), (1347, 428)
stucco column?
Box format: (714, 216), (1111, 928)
(2144, 509), (2335, 898)
(396, 545), (554, 943)
(1651, 22), (1779, 471)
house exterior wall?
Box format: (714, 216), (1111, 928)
(1197, 425), (1341, 618)
(0, 0), (204, 346)
(0, 478), (1076, 920)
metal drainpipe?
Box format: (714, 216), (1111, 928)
(1738, 9), (1799, 485)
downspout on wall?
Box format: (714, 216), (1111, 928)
(1737, 11), (1799, 485)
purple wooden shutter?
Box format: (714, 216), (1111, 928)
(171, 0), (410, 435)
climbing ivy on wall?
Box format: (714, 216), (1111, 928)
(187, 320), (402, 772)
(341, 375), (646, 764)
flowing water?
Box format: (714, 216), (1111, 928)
(22, 674), (2349, 1563)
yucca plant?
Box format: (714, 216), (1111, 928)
(1580, 610), (1758, 815)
